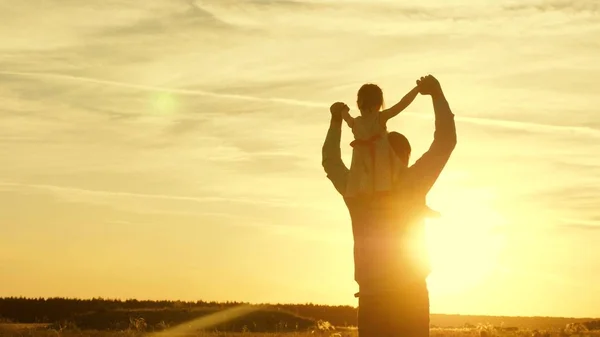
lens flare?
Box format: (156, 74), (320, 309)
(148, 305), (261, 337)
(152, 92), (177, 114)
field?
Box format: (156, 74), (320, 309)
(1, 324), (600, 337)
(1, 299), (599, 337)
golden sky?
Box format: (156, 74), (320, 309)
(1, 0), (599, 318)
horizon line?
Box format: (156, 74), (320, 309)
(0, 296), (597, 320)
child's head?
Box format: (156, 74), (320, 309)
(357, 84), (384, 114)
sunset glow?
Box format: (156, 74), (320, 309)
(1, 0), (599, 319)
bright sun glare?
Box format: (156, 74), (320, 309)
(425, 187), (507, 296)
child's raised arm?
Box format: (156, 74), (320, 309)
(379, 86), (420, 126)
(341, 106), (355, 128)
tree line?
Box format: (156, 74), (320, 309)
(0, 297), (357, 329)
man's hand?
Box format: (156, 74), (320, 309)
(416, 75), (442, 97)
(330, 102), (349, 121)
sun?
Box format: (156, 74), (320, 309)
(424, 187), (507, 296)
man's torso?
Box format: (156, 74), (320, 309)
(343, 180), (431, 292)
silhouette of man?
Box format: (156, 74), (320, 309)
(322, 75), (457, 337)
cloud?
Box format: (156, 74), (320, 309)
(503, 0), (600, 14)
(557, 221), (600, 232)
(0, 71), (326, 108)
(165, 118), (209, 135)
(222, 152), (309, 174)
(525, 184), (600, 221)
(3, 70), (599, 140)
(0, 181), (297, 208)
(96, 1), (232, 39)
(195, 0), (491, 40)
(0, 1), (187, 52)
(0, 180), (341, 245)
(249, 0), (479, 21)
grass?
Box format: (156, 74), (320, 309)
(1, 324), (600, 337)
(1, 299), (598, 337)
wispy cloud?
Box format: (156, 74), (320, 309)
(0, 181), (299, 208)
(2, 70), (598, 139)
(557, 221), (600, 232)
(0, 71), (326, 108)
(503, 0), (600, 14)
(96, 1), (232, 39)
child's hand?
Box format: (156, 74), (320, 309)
(416, 75), (441, 96)
(330, 102), (350, 119)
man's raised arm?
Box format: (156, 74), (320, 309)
(322, 102), (350, 195)
(409, 76), (457, 194)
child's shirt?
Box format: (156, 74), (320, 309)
(345, 111), (402, 197)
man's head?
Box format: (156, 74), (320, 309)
(388, 132), (411, 167)
(357, 84), (384, 114)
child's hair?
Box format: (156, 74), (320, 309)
(357, 83), (385, 113)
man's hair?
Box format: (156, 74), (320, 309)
(388, 132), (411, 164)
(357, 84), (384, 112)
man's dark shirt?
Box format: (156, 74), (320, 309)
(322, 96), (457, 294)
